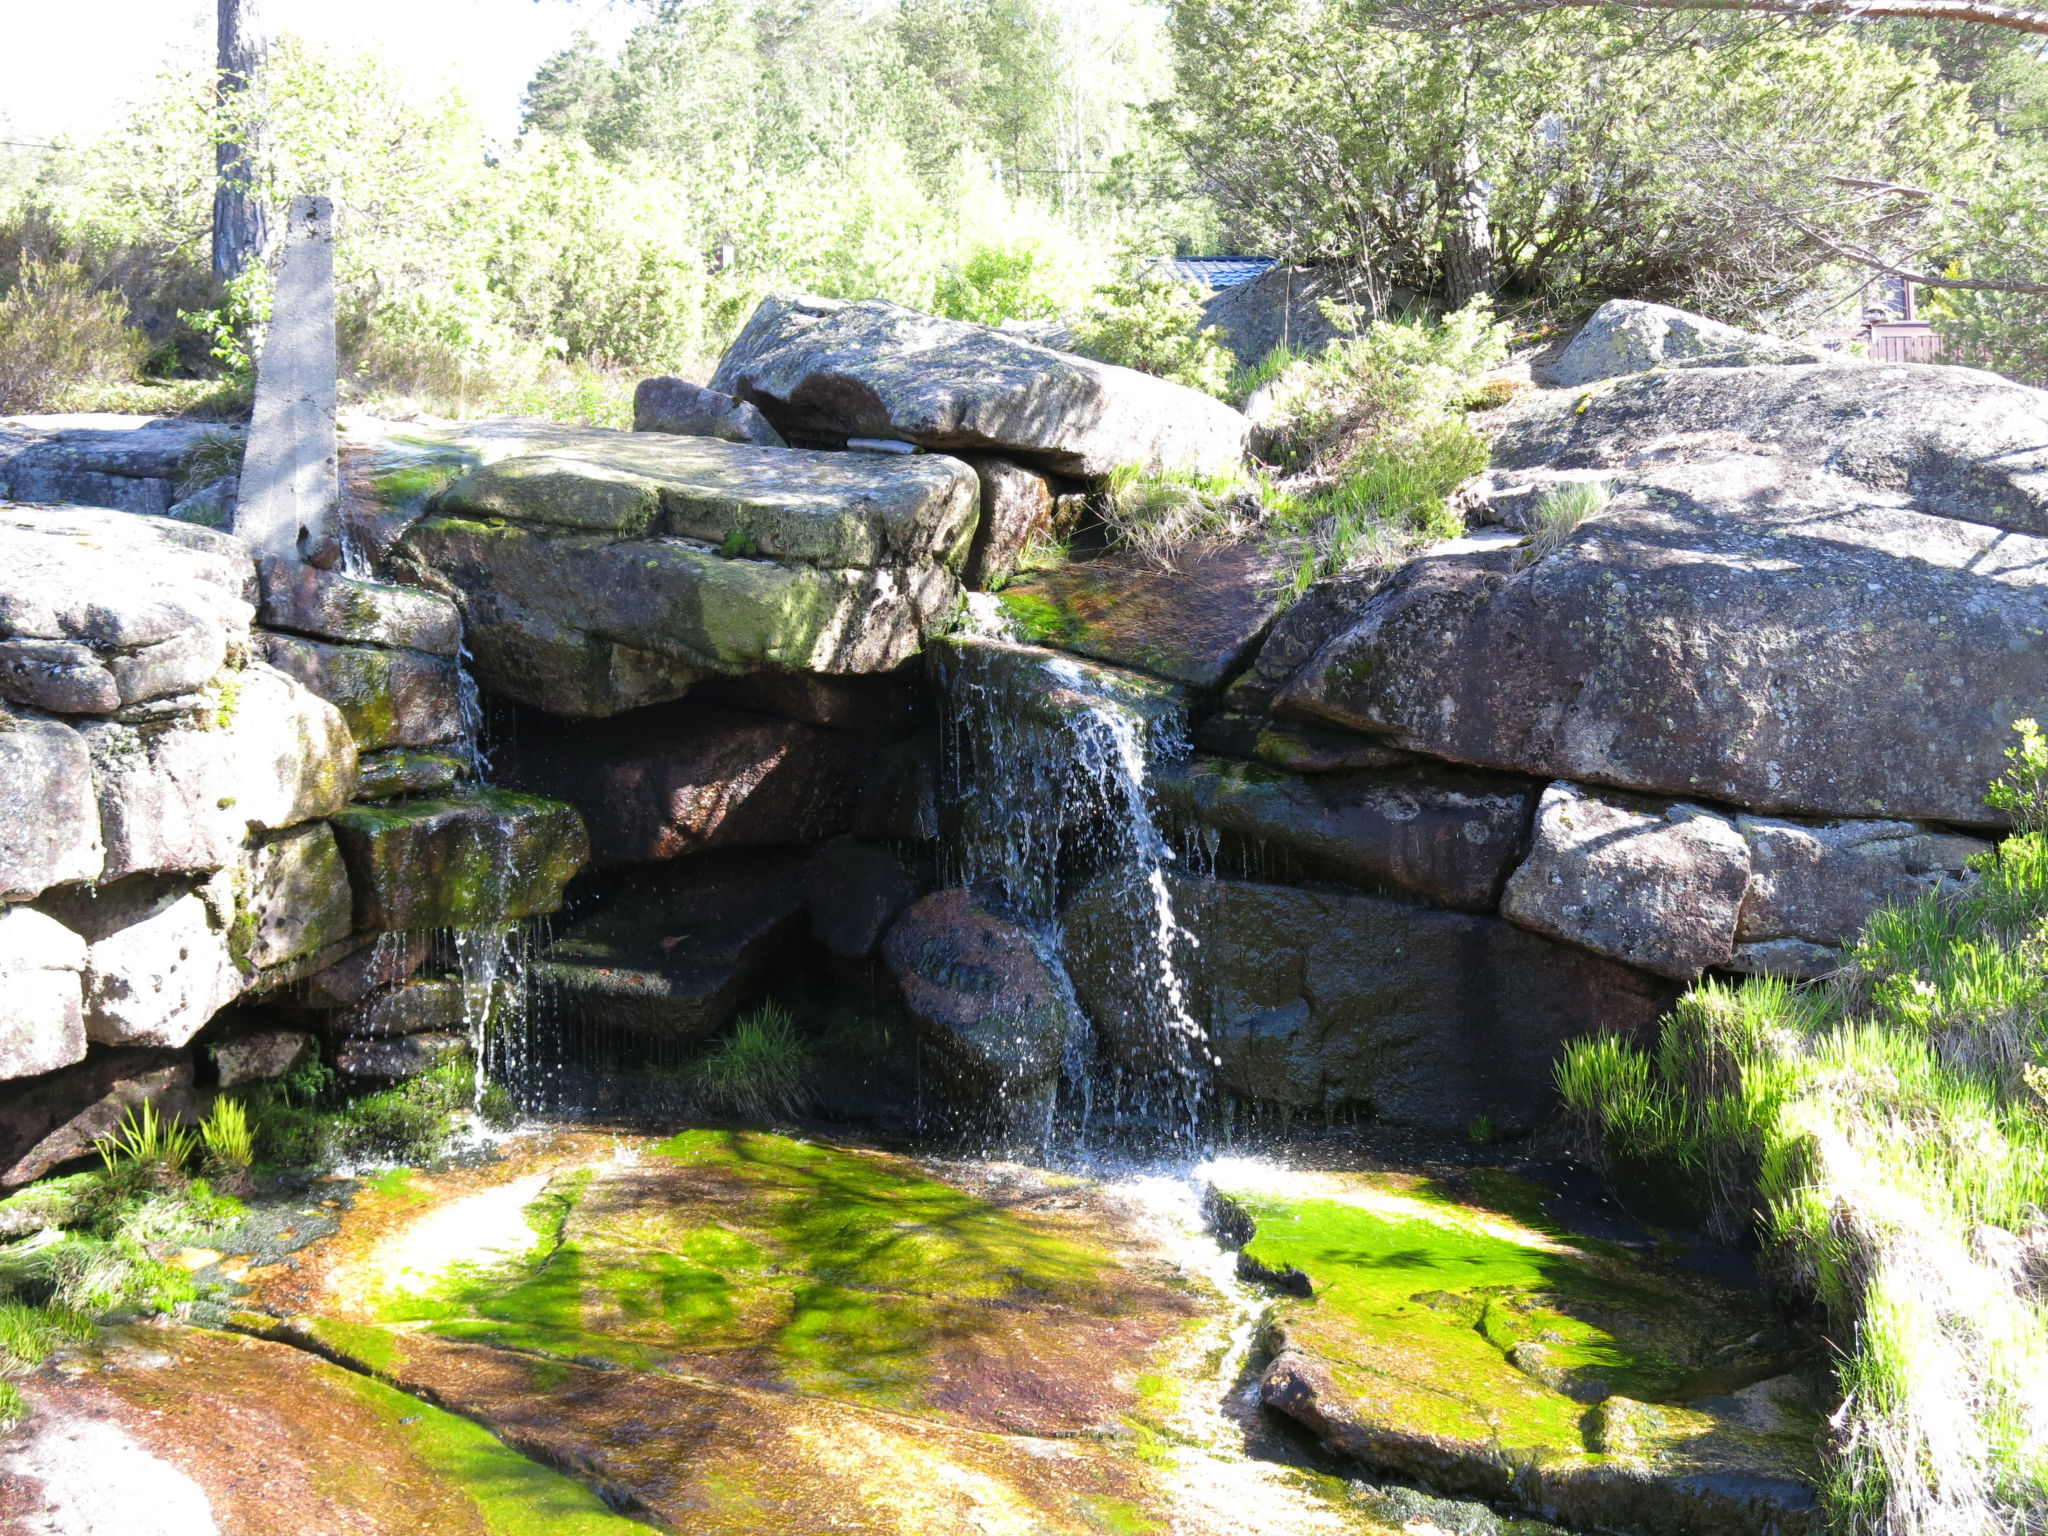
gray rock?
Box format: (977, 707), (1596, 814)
(1550, 300), (1830, 387)
(234, 195), (340, 564)
(105, 621), (227, 707)
(210, 1029), (313, 1087)
(260, 632), (463, 751)
(882, 888), (1079, 1147)
(807, 838), (921, 960)
(333, 1032), (466, 1081)
(1200, 264), (1358, 369)
(1729, 938), (1844, 980)
(46, 880), (245, 1048)
(0, 639), (119, 713)
(302, 933), (432, 1007)
(710, 294), (1250, 478)
(0, 907), (89, 1081)
(1502, 783), (1751, 980)
(1738, 817), (1989, 947)
(1492, 362), (2048, 537)
(257, 557), (462, 657)
(333, 978), (469, 1039)
(960, 456), (1053, 590)
(352, 748), (467, 801)
(1062, 871), (1674, 1128)
(1154, 757), (1536, 911)
(632, 376), (786, 448)
(166, 475), (237, 528)
(1275, 462), (2048, 824)
(0, 416), (244, 517)
(0, 710), (103, 900)
(245, 823), (354, 971)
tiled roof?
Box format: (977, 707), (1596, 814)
(1150, 256), (1276, 290)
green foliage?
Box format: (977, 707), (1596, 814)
(1986, 717), (2048, 831)
(1557, 720), (2048, 1533)
(0, 257), (148, 412)
(691, 1005), (810, 1120)
(334, 1059), (481, 1166)
(1069, 268), (1233, 396)
(95, 1101), (197, 1182)
(1099, 461), (1260, 565)
(932, 238), (1073, 326)
(1519, 480), (1611, 568)
(200, 1098), (254, 1178)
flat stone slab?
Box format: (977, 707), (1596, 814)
(1223, 1166), (1822, 1535)
(710, 293), (1252, 478)
(998, 541), (1285, 689)
(0, 415), (243, 518)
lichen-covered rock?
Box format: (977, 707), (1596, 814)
(498, 696), (868, 865)
(352, 747), (467, 801)
(633, 374), (787, 446)
(881, 889), (1078, 1146)
(1550, 300), (1829, 387)
(1492, 362), (2048, 536)
(404, 517), (960, 718)
(997, 542), (1284, 689)
(257, 556), (462, 656)
(82, 662), (357, 880)
(261, 632), (463, 751)
(537, 849), (810, 1038)
(710, 294), (1251, 477)
(329, 788), (588, 932)
(1154, 757), (1536, 912)
(333, 1031), (467, 1080)
(1275, 463), (2048, 823)
(0, 709), (103, 900)
(41, 881), (244, 1048)
(0, 416), (243, 516)
(0, 906), (89, 1080)
(1736, 815), (1989, 948)
(245, 822), (354, 970)
(1062, 872), (1672, 1128)
(209, 1028), (313, 1087)
(1501, 783), (1751, 980)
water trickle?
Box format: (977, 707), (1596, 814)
(937, 636), (1213, 1150)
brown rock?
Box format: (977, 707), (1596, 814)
(209, 1029), (313, 1087)
(333, 1032), (467, 1080)
(260, 632), (463, 751)
(0, 1049), (193, 1187)
(960, 456), (1053, 589)
(1502, 783), (1751, 980)
(258, 556), (462, 656)
(302, 933), (434, 1007)
(807, 839), (922, 960)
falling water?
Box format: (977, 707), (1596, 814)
(939, 636), (1214, 1150)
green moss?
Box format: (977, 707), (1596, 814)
(998, 588), (1080, 646)
(340, 1369), (658, 1535)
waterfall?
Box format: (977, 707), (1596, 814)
(938, 636), (1214, 1151)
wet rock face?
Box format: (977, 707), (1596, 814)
(958, 454), (1054, 590)
(1277, 470), (2048, 824)
(1228, 1168), (1823, 1536)
(1549, 299), (1829, 387)
(497, 696), (870, 865)
(329, 789), (588, 933)
(996, 541), (1286, 690)
(883, 888), (1080, 1144)
(710, 293), (1252, 478)
(1156, 756), (1536, 911)
(1061, 872), (1672, 1129)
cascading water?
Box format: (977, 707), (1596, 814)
(937, 634), (1215, 1151)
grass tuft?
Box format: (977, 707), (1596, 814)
(691, 1005), (810, 1120)
(1518, 480), (1610, 568)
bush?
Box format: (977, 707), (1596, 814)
(1069, 268), (1233, 396)
(0, 258), (147, 412)
(933, 238), (1067, 327)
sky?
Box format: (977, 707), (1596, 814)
(0, 0), (637, 146)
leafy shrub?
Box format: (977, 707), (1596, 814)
(933, 239), (1067, 327)
(692, 1004), (810, 1119)
(1069, 269), (1233, 396)
(0, 258), (147, 412)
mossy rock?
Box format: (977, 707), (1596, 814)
(1228, 1169), (1824, 1535)
(329, 788), (589, 931)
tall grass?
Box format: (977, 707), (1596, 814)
(1557, 722), (2048, 1534)
(692, 1004), (810, 1120)
(1518, 480), (1610, 568)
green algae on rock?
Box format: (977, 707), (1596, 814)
(1215, 1167), (1823, 1536)
(329, 788), (589, 932)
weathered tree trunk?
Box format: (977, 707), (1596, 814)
(212, 0), (269, 285)
(1439, 61), (1495, 307)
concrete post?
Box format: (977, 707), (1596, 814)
(235, 194), (339, 565)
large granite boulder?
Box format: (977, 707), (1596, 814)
(1492, 362), (2048, 536)
(0, 710), (103, 901)
(1549, 300), (1829, 387)
(882, 888), (1080, 1145)
(1061, 872), (1672, 1129)
(1276, 459), (2048, 824)
(0, 906), (89, 1080)
(1501, 784), (1752, 980)
(498, 696), (868, 865)
(402, 424), (975, 717)
(328, 789), (588, 933)
(1154, 757), (1536, 912)
(1735, 816), (1989, 954)
(709, 294), (1251, 478)
(40, 880), (245, 1049)
(0, 416), (242, 518)
(257, 557), (462, 657)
